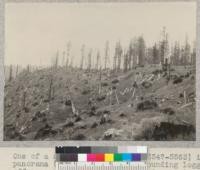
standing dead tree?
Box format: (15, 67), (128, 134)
(108, 86), (119, 105)
(104, 41), (109, 70)
(9, 65), (13, 82)
(113, 54), (117, 72)
(70, 56), (74, 69)
(113, 41), (123, 72)
(96, 50), (101, 70)
(48, 57), (56, 102)
(71, 100), (79, 117)
(137, 36), (146, 66)
(80, 44), (85, 69)
(54, 51), (59, 69)
(123, 50), (128, 72)
(66, 56), (69, 69)
(152, 43), (159, 64)
(27, 65), (30, 73)
(66, 41), (71, 68)
(191, 45), (196, 65)
(48, 75), (54, 101)
(113, 42), (118, 71)
(117, 42), (123, 71)
(62, 51), (66, 67)
(65, 85), (79, 117)
(22, 87), (27, 111)
(159, 27), (169, 65)
(16, 65), (19, 77)
(181, 35), (191, 66)
(128, 38), (138, 69)
(127, 50), (132, 71)
(98, 66), (102, 95)
(114, 88), (119, 105)
(170, 42), (180, 65)
(133, 39), (139, 69)
(87, 49), (92, 71)
(184, 90), (188, 104)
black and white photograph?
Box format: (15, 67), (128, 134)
(4, 2), (196, 141)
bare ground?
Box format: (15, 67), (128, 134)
(4, 65), (196, 141)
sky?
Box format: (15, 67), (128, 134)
(5, 2), (196, 67)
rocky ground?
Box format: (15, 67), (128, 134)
(4, 64), (196, 141)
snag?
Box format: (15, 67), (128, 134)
(71, 100), (79, 117)
(114, 89), (119, 105)
(131, 88), (136, 99)
(184, 90), (187, 104)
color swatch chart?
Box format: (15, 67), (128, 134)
(55, 146), (148, 170)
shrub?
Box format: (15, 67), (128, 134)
(91, 122), (98, 128)
(75, 116), (82, 122)
(71, 133), (86, 140)
(141, 81), (152, 88)
(161, 107), (175, 115)
(101, 82), (109, 87)
(65, 99), (72, 106)
(96, 95), (106, 101)
(64, 121), (74, 127)
(152, 69), (163, 75)
(138, 116), (166, 140)
(137, 100), (157, 111)
(82, 89), (90, 95)
(173, 77), (183, 84)
(112, 79), (119, 84)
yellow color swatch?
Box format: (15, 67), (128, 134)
(105, 154), (114, 162)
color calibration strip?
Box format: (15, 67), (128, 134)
(56, 153), (147, 162)
(56, 146), (147, 154)
(55, 146), (147, 162)
(55, 147), (148, 170)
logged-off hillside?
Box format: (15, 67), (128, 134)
(4, 65), (196, 141)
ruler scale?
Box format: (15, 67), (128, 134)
(56, 163), (147, 170)
(55, 146), (148, 170)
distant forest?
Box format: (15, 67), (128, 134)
(5, 27), (196, 81)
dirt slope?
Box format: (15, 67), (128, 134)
(4, 65), (196, 141)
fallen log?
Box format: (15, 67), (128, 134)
(178, 102), (193, 110)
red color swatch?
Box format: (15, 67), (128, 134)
(95, 154), (105, 162)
